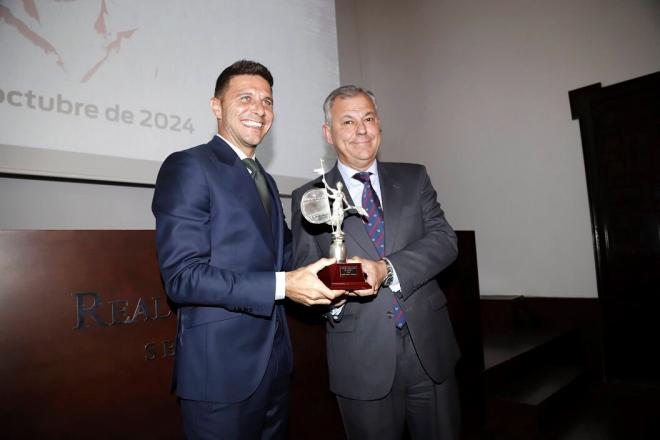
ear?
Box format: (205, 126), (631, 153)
(322, 123), (333, 145)
(210, 97), (222, 120)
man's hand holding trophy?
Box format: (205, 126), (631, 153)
(300, 161), (371, 290)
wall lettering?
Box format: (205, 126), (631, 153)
(73, 291), (173, 330)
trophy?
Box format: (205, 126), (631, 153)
(300, 161), (371, 290)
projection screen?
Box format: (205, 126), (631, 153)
(0, 0), (339, 189)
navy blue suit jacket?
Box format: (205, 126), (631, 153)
(152, 136), (293, 403)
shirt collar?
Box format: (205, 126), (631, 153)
(337, 160), (379, 185)
(336, 160), (382, 205)
(217, 133), (254, 161)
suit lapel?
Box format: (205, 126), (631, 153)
(261, 165), (284, 270)
(326, 166), (380, 259)
(378, 163), (403, 256)
(208, 137), (277, 263)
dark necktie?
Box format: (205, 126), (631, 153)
(243, 158), (272, 218)
(353, 172), (406, 328)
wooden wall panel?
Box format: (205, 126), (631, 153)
(0, 230), (481, 439)
(0, 230), (179, 438)
(570, 71), (660, 384)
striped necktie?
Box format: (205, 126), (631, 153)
(353, 172), (406, 328)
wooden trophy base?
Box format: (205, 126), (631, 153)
(318, 262), (371, 290)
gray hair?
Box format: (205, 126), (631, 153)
(323, 85), (378, 125)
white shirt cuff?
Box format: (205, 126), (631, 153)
(275, 272), (285, 300)
(389, 263), (402, 292)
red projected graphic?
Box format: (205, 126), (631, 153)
(0, 0), (137, 83)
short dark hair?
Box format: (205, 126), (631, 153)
(323, 85), (377, 125)
(214, 60), (274, 98)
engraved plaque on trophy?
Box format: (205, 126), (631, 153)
(300, 163), (370, 290)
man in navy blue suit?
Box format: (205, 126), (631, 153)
(152, 60), (343, 439)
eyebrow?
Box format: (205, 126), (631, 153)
(234, 87), (272, 96)
(340, 111), (377, 119)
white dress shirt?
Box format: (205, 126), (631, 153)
(218, 134), (285, 300)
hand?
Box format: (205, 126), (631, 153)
(330, 297), (347, 308)
(285, 258), (345, 306)
(347, 256), (388, 296)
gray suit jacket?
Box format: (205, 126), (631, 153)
(291, 161), (460, 400)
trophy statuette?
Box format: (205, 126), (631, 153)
(300, 162), (370, 290)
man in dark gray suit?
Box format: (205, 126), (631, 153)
(291, 85), (461, 439)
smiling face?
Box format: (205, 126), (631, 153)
(210, 74), (273, 156)
(323, 93), (381, 171)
